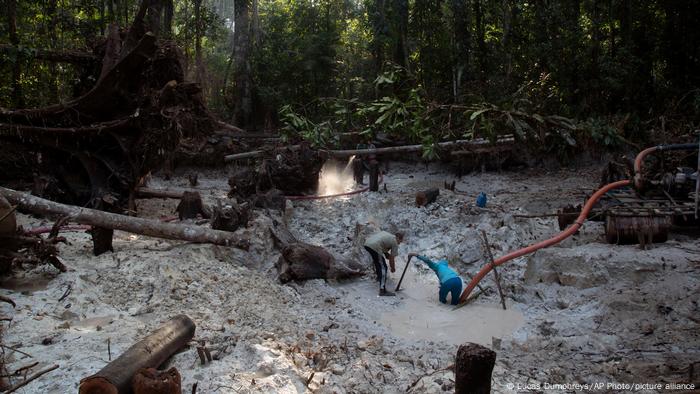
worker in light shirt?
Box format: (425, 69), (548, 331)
(364, 230), (404, 296)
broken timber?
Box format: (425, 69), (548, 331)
(416, 188), (440, 207)
(223, 136), (514, 162)
(79, 315), (194, 394)
(0, 187), (249, 249)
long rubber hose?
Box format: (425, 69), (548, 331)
(458, 179), (631, 304)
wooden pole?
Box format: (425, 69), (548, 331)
(369, 160), (379, 192)
(0, 187), (249, 249)
(79, 315), (195, 394)
(323, 136), (514, 158)
(394, 255), (413, 292)
(455, 343), (496, 394)
(480, 230), (507, 310)
(136, 187), (186, 199)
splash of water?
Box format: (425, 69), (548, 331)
(317, 157), (356, 195)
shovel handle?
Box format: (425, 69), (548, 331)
(395, 255), (413, 292)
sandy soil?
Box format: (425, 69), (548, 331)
(1, 162), (698, 393)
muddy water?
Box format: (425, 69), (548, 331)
(339, 271), (524, 346)
(383, 273), (524, 346)
(0, 276), (53, 293)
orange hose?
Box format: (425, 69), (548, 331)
(633, 146), (658, 189)
(458, 179), (631, 304)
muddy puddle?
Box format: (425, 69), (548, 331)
(338, 270), (524, 346)
(0, 276), (53, 293)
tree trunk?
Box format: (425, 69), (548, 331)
(474, 0), (487, 76)
(193, 0), (203, 84)
(175, 191), (210, 220)
(7, 0), (24, 108)
(451, 0), (471, 100)
(79, 315), (194, 394)
(455, 343), (496, 394)
(415, 188), (439, 207)
(232, 0), (253, 127)
(0, 187), (249, 249)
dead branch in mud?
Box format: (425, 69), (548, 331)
(0, 187), (249, 249)
(0, 196), (67, 273)
(4, 364), (59, 394)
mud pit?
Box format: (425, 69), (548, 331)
(1, 162), (698, 393)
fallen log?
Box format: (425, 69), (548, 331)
(0, 187), (249, 249)
(416, 188), (440, 207)
(79, 315), (195, 394)
(270, 224), (364, 283)
(455, 343), (496, 394)
(324, 136), (515, 158)
(135, 187), (186, 199)
(223, 136), (514, 162)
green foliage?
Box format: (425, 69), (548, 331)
(3, 0), (699, 147)
(279, 104), (334, 148)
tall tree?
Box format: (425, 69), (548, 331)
(232, 0), (253, 126)
(7, 0), (24, 108)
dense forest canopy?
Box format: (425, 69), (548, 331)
(2, 0), (699, 154)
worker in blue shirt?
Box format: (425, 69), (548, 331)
(407, 253), (463, 305)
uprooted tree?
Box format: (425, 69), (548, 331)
(0, 0), (239, 254)
(0, 0), (213, 215)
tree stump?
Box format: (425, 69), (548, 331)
(0, 196), (16, 237)
(254, 188), (286, 211)
(176, 191), (209, 220)
(132, 367), (181, 394)
(91, 227), (114, 256)
(211, 200), (250, 232)
(455, 343), (496, 394)
(369, 159), (379, 192)
(416, 188), (440, 207)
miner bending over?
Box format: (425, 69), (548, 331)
(364, 230), (404, 296)
(408, 253), (463, 305)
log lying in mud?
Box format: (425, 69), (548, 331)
(0, 187), (249, 249)
(79, 315), (194, 394)
(416, 188), (440, 207)
(135, 187), (186, 199)
(270, 225), (364, 282)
